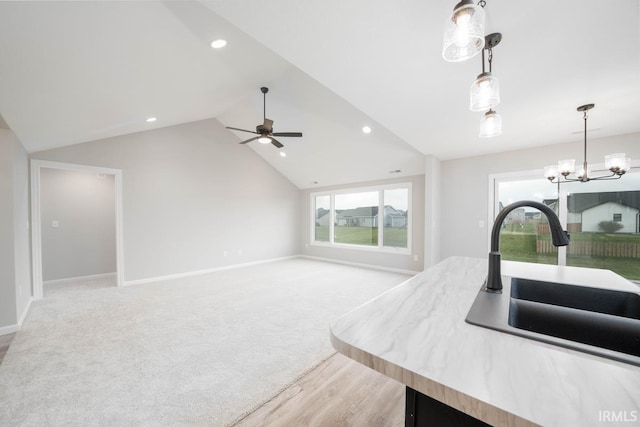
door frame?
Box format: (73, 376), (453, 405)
(30, 159), (125, 299)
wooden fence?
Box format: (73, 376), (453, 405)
(536, 240), (640, 258)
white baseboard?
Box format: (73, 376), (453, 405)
(43, 272), (117, 286)
(300, 255), (420, 275)
(17, 297), (33, 328)
(0, 324), (19, 336)
(0, 297), (34, 336)
(124, 256), (298, 286)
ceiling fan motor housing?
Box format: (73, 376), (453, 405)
(256, 124), (271, 134)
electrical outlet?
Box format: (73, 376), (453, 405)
(413, 255), (418, 262)
(223, 250), (228, 257)
(52, 220), (59, 228)
(238, 249), (242, 255)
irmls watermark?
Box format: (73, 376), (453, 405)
(598, 410), (638, 423)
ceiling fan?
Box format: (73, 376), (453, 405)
(226, 87), (303, 148)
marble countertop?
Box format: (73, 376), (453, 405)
(330, 257), (640, 427)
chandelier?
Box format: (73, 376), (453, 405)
(544, 104), (631, 184)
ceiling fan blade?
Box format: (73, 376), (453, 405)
(272, 132), (303, 137)
(239, 136), (259, 144)
(270, 138), (284, 148)
(227, 126), (258, 134)
(263, 118), (273, 131)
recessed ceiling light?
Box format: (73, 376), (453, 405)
(210, 39), (227, 49)
(362, 126), (372, 134)
(146, 117), (157, 123)
(280, 152), (287, 157)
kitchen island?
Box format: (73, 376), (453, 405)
(330, 257), (640, 426)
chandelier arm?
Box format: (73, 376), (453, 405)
(553, 171), (622, 185)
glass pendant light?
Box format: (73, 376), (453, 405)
(470, 72), (499, 111)
(479, 109), (502, 138)
(442, 0), (485, 62)
(470, 33), (501, 111)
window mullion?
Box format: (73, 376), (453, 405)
(557, 185), (569, 266)
(330, 194), (335, 244)
(378, 190), (384, 247)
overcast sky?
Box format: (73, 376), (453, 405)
(315, 188), (409, 211)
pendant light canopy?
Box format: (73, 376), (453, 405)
(442, 0), (486, 62)
(479, 109), (502, 138)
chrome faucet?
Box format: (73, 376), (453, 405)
(485, 200), (570, 292)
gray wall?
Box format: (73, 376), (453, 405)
(300, 174), (425, 272)
(32, 118), (301, 282)
(439, 132), (640, 261)
(0, 128), (32, 331)
(40, 168), (116, 281)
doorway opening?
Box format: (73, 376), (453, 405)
(31, 160), (124, 299)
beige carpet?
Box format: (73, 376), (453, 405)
(0, 258), (411, 426)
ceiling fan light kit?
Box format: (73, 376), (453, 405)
(226, 86), (303, 149)
(544, 104), (631, 184)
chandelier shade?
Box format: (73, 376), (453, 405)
(478, 109), (502, 138)
(442, 0), (485, 62)
(604, 153), (631, 174)
(470, 71), (500, 111)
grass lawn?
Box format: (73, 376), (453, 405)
(314, 225), (408, 248)
(500, 229), (640, 281)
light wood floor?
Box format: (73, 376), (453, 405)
(233, 352), (405, 427)
(0, 333), (15, 365)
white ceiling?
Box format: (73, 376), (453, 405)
(1, 1), (639, 189)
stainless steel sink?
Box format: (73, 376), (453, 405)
(466, 277), (640, 366)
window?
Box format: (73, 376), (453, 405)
(492, 170), (640, 282)
(311, 183), (411, 253)
(335, 191), (378, 246)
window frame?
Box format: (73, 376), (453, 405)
(310, 182), (412, 255)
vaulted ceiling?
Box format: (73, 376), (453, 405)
(1, 1), (638, 188)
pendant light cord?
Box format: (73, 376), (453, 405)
(583, 108), (588, 170)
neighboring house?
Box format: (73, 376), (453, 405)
(385, 206), (407, 228)
(503, 207), (525, 225)
(315, 208), (330, 226)
(567, 191), (640, 233)
(335, 205), (407, 228)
